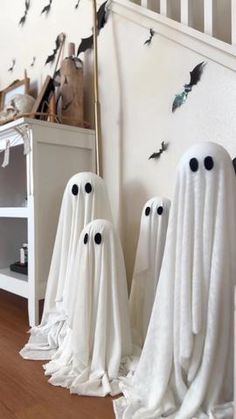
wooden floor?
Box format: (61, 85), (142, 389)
(0, 290), (115, 419)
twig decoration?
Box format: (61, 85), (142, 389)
(75, 0), (80, 9)
(144, 29), (155, 46)
(8, 59), (16, 72)
(149, 141), (169, 160)
(41, 0), (53, 15)
(19, 0), (30, 26)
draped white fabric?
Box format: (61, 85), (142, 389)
(44, 219), (133, 397)
(20, 173), (112, 360)
(114, 142), (236, 419)
(129, 197), (170, 347)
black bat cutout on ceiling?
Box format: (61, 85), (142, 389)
(45, 35), (61, 65)
(41, 0), (53, 15)
(75, 0), (80, 9)
(172, 61), (206, 112)
(77, 1), (109, 56)
(19, 0), (30, 26)
(149, 141), (169, 160)
(8, 59), (16, 72)
(144, 29), (155, 46)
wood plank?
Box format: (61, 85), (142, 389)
(232, 0), (236, 44)
(0, 290), (114, 419)
(204, 0), (213, 35)
(181, 0), (189, 25)
(160, 0), (167, 16)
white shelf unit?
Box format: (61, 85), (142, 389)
(0, 117), (95, 326)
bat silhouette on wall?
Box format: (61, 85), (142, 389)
(41, 0), (53, 15)
(149, 141), (168, 160)
(77, 1), (109, 56)
(75, 0), (80, 9)
(232, 158), (236, 175)
(8, 59), (16, 72)
(45, 35), (62, 65)
(144, 29), (155, 46)
(19, 0), (30, 26)
(30, 56), (36, 67)
(172, 61), (206, 112)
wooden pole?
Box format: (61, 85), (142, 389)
(92, 0), (102, 176)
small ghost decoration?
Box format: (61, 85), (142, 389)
(114, 142), (236, 419)
(129, 197), (170, 347)
(20, 173), (113, 361)
(44, 219), (133, 397)
(0, 94), (35, 124)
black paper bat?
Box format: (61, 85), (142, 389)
(172, 61), (206, 112)
(30, 56), (36, 67)
(232, 158), (236, 175)
(8, 59), (16, 72)
(77, 1), (108, 56)
(144, 29), (154, 46)
(19, 0), (30, 26)
(41, 0), (53, 15)
(149, 141), (168, 160)
(75, 0), (80, 9)
(45, 35), (61, 65)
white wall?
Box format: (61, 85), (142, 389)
(1, 1), (236, 285)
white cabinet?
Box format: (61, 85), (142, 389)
(0, 118), (95, 326)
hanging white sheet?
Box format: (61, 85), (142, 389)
(114, 142), (236, 419)
(44, 219), (133, 397)
(129, 197), (170, 347)
(20, 172), (112, 360)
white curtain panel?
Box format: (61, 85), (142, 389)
(20, 172), (113, 360)
(129, 196), (170, 347)
(114, 142), (236, 419)
(44, 219), (133, 397)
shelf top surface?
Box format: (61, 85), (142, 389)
(0, 117), (95, 136)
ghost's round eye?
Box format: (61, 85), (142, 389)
(189, 158), (199, 172)
(204, 156), (214, 171)
(145, 207), (151, 216)
(157, 206), (163, 215)
(84, 233), (88, 244)
(85, 182), (92, 193)
(94, 233), (102, 245)
(72, 184), (79, 196)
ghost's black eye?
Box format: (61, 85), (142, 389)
(189, 158), (199, 172)
(204, 156), (214, 171)
(85, 182), (92, 193)
(84, 233), (88, 244)
(72, 184), (79, 195)
(94, 233), (102, 245)
(157, 206), (163, 215)
(145, 207), (151, 216)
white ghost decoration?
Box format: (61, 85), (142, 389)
(20, 172), (112, 360)
(129, 197), (170, 347)
(114, 142), (236, 419)
(44, 219), (132, 397)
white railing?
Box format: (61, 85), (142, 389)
(131, 0), (236, 45)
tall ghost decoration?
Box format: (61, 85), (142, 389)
(114, 142), (236, 419)
(129, 197), (170, 347)
(44, 219), (132, 397)
(20, 173), (112, 360)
